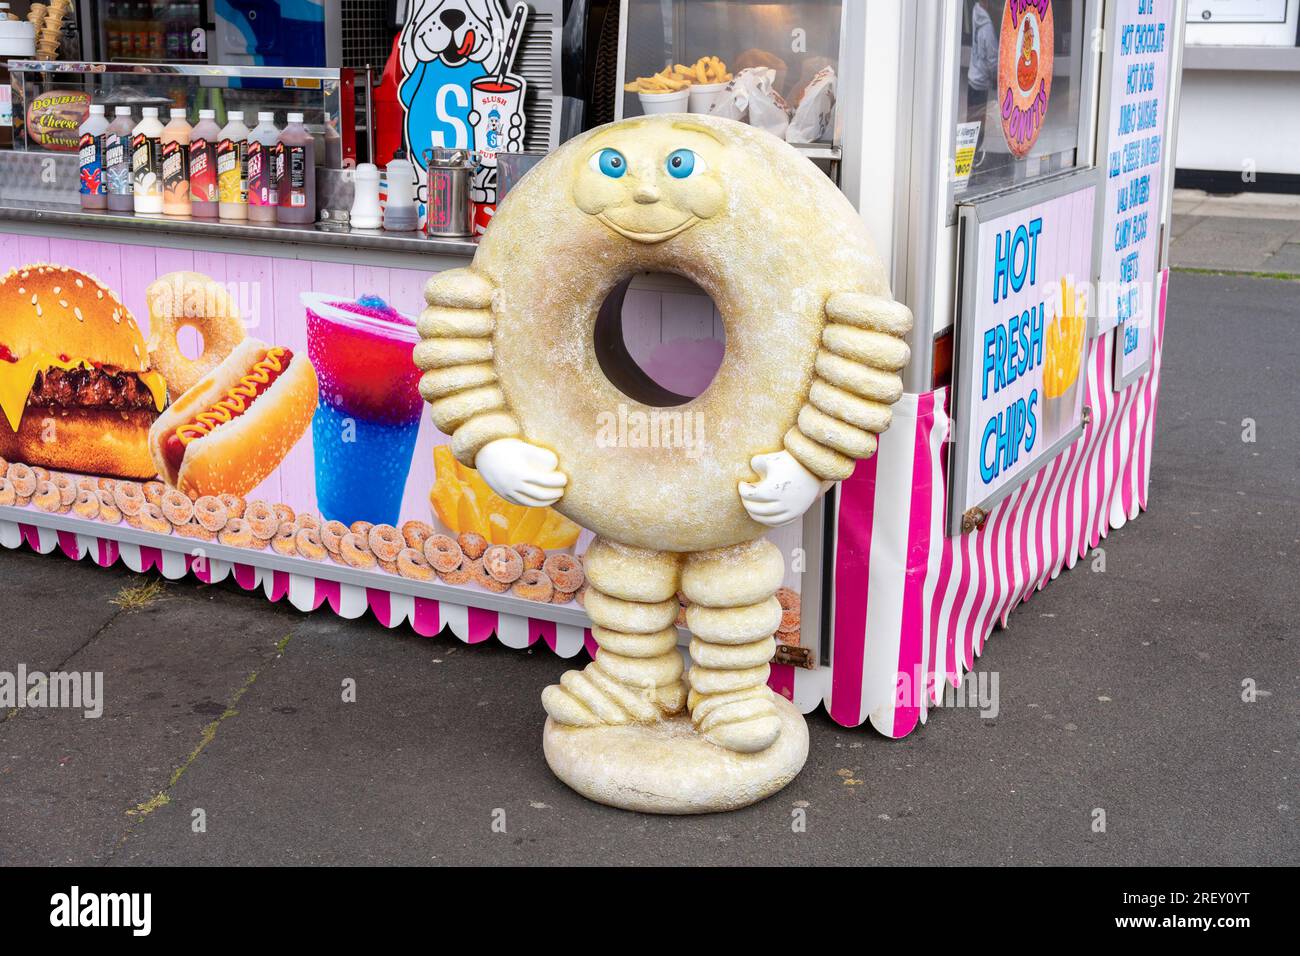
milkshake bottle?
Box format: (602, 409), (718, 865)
(131, 106), (164, 214)
(161, 108), (192, 217)
(104, 106), (135, 212)
(78, 104), (109, 210)
(275, 112), (316, 225)
(216, 110), (249, 220)
(247, 112), (280, 224)
(188, 108), (220, 218)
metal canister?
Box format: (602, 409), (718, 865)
(424, 148), (474, 239)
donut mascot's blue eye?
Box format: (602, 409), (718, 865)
(665, 149), (699, 178)
(592, 148), (627, 178)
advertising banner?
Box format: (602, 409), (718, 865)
(0, 234), (807, 646)
(1097, 0), (1175, 389)
(950, 175), (1095, 533)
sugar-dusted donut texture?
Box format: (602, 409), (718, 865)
(416, 114), (912, 553)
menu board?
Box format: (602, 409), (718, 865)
(1097, 0), (1175, 388)
(950, 176), (1096, 533)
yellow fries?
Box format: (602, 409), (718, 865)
(624, 56), (732, 93)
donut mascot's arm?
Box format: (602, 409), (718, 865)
(740, 291), (912, 528)
(414, 268), (567, 508)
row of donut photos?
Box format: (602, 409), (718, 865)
(0, 455), (805, 641)
(0, 457), (588, 604)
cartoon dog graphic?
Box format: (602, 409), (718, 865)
(398, 0), (526, 214)
(400, 0), (511, 78)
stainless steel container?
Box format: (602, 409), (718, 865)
(423, 148), (474, 239)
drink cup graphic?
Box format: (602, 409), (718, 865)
(303, 293), (423, 526)
(468, 76), (524, 212)
(470, 76), (524, 156)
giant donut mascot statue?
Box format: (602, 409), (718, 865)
(415, 114), (912, 813)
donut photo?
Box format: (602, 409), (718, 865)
(997, 0), (1055, 158)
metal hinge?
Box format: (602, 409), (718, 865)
(772, 643), (814, 669)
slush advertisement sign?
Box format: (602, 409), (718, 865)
(951, 178), (1095, 532)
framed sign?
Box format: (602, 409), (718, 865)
(949, 172), (1096, 535)
(997, 0), (1056, 158)
(1096, 0), (1176, 388)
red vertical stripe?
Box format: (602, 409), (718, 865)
(829, 454), (879, 726)
(892, 392), (936, 736)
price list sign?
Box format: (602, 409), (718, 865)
(1097, 0), (1175, 387)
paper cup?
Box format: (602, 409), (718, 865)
(637, 89), (689, 115)
(687, 82), (726, 115)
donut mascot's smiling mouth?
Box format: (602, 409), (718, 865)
(596, 211), (700, 244)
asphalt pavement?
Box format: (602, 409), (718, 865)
(0, 267), (1295, 867)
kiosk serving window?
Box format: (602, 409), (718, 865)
(617, 0), (843, 148)
(950, 0), (1094, 201)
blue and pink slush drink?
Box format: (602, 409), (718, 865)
(303, 293), (423, 526)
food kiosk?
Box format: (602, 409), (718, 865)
(0, 0), (1186, 738)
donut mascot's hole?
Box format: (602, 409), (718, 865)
(593, 273), (726, 408)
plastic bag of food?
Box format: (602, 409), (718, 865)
(786, 67), (836, 143)
(707, 67), (790, 139)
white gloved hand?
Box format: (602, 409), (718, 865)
(474, 438), (568, 509)
(738, 450), (824, 528)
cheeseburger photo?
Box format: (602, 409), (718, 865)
(0, 264), (166, 478)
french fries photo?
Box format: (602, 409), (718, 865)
(624, 56), (732, 93)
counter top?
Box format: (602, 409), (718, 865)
(0, 199), (480, 258)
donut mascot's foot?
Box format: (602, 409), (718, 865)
(542, 537), (808, 813)
(541, 540), (687, 726)
(682, 539), (785, 754)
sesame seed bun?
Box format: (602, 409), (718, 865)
(0, 263), (151, 371)
(0, 408), (157, 478)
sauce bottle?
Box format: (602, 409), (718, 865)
(383, 148), (418, 232)
(247, 112), (280, 224)
(131, 106), (164, 215)
(189, 108), (220, 218)
(275, 112), (316, 225)
(161, 107), (192, 217)
(105, 106), (135, 212)
(78, 104), (109, 210)
(216, 110), (249, 220)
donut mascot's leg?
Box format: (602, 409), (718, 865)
(681, 538), (785, 753)
(541, 539), (687, 726)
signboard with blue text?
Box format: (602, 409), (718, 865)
(1097, 0), (1176, 388)
(950, 175), (1096, 534)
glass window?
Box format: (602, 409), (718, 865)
(620, 0), (843, 147)
(952, 0), (1091, 200)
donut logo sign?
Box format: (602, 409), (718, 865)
(998, 0), (1055, 158)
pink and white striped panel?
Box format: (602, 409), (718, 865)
(814, 271), (1169, 736)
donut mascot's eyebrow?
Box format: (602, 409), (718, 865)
(671, 121), (725, 143)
